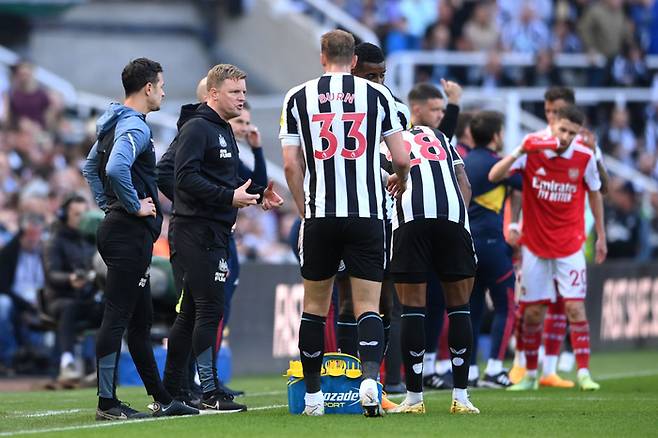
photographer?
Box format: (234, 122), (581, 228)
(43, 195), (102, 381)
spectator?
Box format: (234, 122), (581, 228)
(498, 0), (553, 26)
(609, 42), (651, 87)
(461, 1), (499, 52)
(0, 210), (47, 371)
(501, 3), (551, 54)
(604, 179), (643, 260)
(398, 0), (438, 49)
(42, 194), (102, 382)
(419, 23), (453, 83)
(469, 51), (515, 89)
(602, 106), (637, 164)
(647, 192), (658, 259)
(4, 61), (56, 131)
(525, 50), (562, 87)
(551, 19), (583, 54)
(578, 0), (633, 59)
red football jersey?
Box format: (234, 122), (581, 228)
(511, 132), (601, 259)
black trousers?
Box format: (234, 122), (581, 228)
(49, 298), (102, 354)
(163, 218), (229, 396)
(95, 212), (167, 402)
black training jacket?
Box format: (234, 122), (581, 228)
(174, 103), (264, 227)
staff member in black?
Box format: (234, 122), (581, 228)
(83, 58), (197, 420)
(163, 64), (282, 412)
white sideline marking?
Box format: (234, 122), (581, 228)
(7, 409), (89, 418)
(596, 369), (658, 381)
(247, 390), (286, 397)
(0, 404), (287, 437)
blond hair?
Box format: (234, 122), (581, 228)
(206, 64), (247, 91)
(321, 30), (355, 65)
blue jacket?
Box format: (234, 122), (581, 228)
(82, 103), (162, 239)
(464, 146), (522, 240)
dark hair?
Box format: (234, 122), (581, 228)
(355, 42), (385, 66)
(121, 58), (163, 97)
(407, 83), (443, 104)
(544, 86), (575, 104)
(555, 104), (585, 125)
(58, 193), (87, 223)
(469, 111), (504, 146)
(455, 111), (475, 139)
(243, 101), (251, 111)
(321, 30), (355, 64)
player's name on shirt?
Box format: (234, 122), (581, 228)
(280, 73), (402, 220)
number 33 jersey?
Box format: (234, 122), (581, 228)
(382, 126), (468, 231)
(279, 72), (402, 219)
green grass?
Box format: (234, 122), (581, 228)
(1, 351), (658, 437)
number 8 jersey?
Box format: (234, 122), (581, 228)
(382, 126), (468, 231)
(279, 72), (402, 219)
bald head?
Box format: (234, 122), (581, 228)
(196, 77), (207, 102)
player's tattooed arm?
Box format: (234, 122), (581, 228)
(455, 163), (471, 206)
(282, 145), (306, 217)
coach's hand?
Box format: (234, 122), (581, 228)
(136, 197), (157, 217)
(387, 174), (407, 200)
(595, 237), (607, 264)
(262, 181), (284, 210)
(233, 179), (260, 208)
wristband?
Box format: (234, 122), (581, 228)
(508, 222), (520, 233)
(511, 147), (523, 159)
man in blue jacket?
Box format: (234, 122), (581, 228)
(83, 58), (197, 420)
(463, 111), (521, 388)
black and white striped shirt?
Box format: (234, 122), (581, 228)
(382, 126), (468, 230)
(280, 72), (402, 219)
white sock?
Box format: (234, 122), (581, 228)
(543, 355), (558, 376)
(452, 388), (468, 403)
(60, 351), (74, 368)
(485, 359), (503, 376)
(406, 391), (423, 404)
(515, 351), (527, 368)
(468, 365), (479, 381)
(423, 352), (437, 377)
(436, 359), (452, 375)
(305, 390), (323, 406)
(527, 369), (538, 378)
(577, 368), (590, 379)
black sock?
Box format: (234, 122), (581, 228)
(98, 397), (119, 411)
(447, 304), (472, 390)
(401, 306), (425, 393)
(299, 312), (326, 393)
(336, 313), (358, 357)
(382, 315), (391, 356)
(357, 311), (384, 380)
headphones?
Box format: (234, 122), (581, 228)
(57, 193), (87, 223)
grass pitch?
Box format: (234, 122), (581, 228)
(1, 350), (657, 437)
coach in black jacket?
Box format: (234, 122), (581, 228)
(162, 64), (282, 412)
